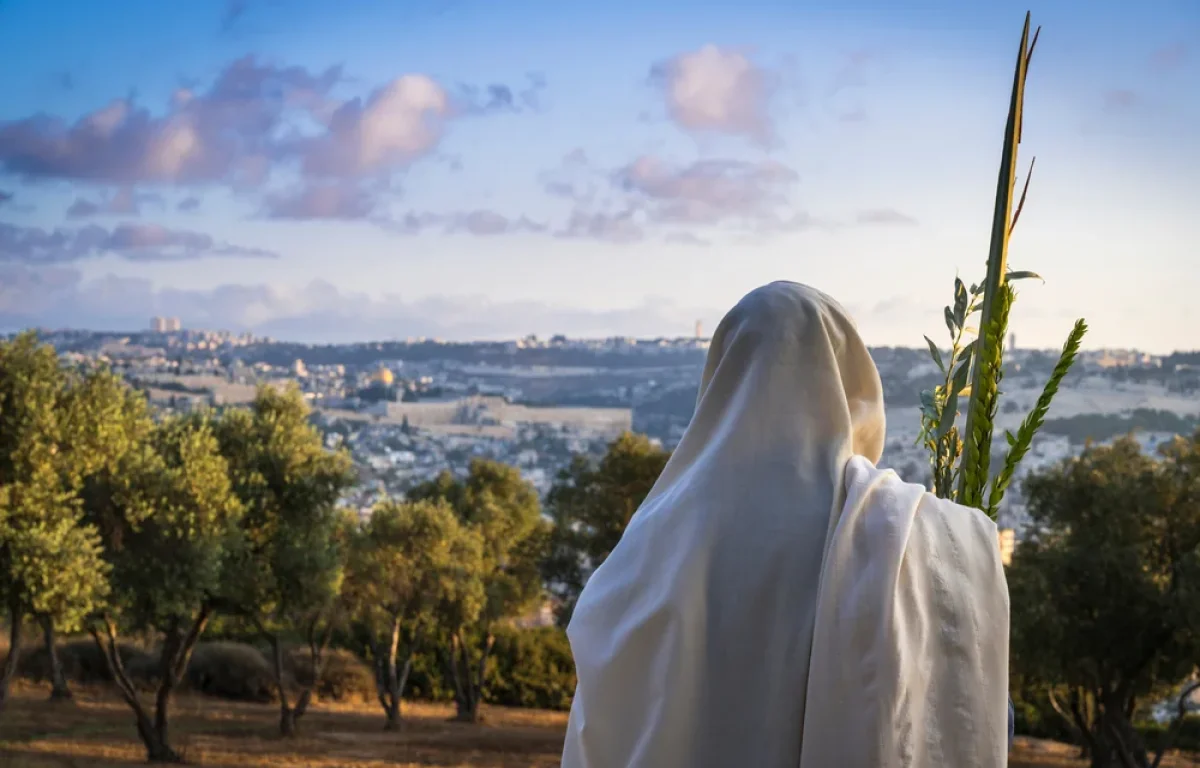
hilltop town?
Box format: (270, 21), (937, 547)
(24, 320), (1200, 541)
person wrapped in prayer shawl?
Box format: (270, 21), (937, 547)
(561, 282), (1011, 768)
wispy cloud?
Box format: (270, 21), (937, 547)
(824, 51), (875, 124)
(65, 188), (161, 219)
(456, 72), (548, 115)
(555, 209), (646, 244)
(263, 183), (381, 220)
(0, 266), (714, 342)
(1102, 88), (1140, 111)
(0, 222), (278, 265)
(854, 208), (918, 226)
(379, 209), (548, 237)
(1150, 42), (1188, 72)
(614, 155), (799, 227)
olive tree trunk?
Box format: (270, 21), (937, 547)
(90, 608), (210, 763)
(447, 629), (495, 724)
(374, 616), (419, 731)
(267, 621), (334, 738)
(39, 615), (72, 701)
(0, 604), (24, 713)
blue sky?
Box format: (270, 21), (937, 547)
(0, 0), (1196, 351)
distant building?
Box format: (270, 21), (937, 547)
(292, 359), (308, 378)
(695, 320), (704, 339)
(151, 317), (182, 333)
(371, 366), (395, 386)
(375, 394), (632, 438)
(1009, 333), (1016, 352)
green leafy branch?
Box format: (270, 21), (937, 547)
(916, 12), (1088, 520)
(984, 319), (1087, 517)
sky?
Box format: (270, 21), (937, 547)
(0, 0), (1197, 352)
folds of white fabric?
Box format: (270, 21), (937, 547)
(798, 455), (1011, 768)
(559, 283), (1010, 768)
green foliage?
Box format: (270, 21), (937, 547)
(187, 641), (276, 702)
(409, 460), (546, 628)
(285, 646), (374, 702)
(542, 431), (669, 623)
(0, 333), (118, 707)
(81, 413), (244, 760)
(215, 385), (356, 630)
(984, 319), (1087, 516)
(1008, 434), (1200, 765)
(408, 460), (545, 721)
(93, 417), (243, 629)
(17, 637), (151, 686)
(345, 499), (482, 638)
(916, 279), (985, 498)
(959, 283), (1015, 509)
(918, 15), (1087, 516)
(212, 384), (357, 733)
(343, 498), (484, 725)
(484, 625), (576, 711)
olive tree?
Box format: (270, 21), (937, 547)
(344, 499), (484, 729)
(86, 416), (243, 762)
(409, 460), (547, 722)
(213, 385), (356, 736)
(0, 333), (110, 709)
(1008, 434), (1200, 768)
(542, 431), (669, 624)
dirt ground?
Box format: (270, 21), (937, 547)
(0, 685), (1196, 767)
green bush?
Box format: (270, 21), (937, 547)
(285, 647), (374, 703)
(19, 638), (152, 685)
(404, 645), (454, 703)
(187, 642), (276, 703)
(484, 626), (576, 711)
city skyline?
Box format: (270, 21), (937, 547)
(1, 0), (1197, 352)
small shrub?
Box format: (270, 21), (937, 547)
(405, 646), (453, 703)
(485, 626), (576, 711)
(285, 647), (374, 703)
(187, 642), (276, 703)
(18, 638), (152, 685)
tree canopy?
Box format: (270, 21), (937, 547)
(212, 384), (356, 736)
(344, 498), (484, 728)
(408, 459), (546, 721)
(542, 431), (669, 623)
(1009, 433), (1200, 768)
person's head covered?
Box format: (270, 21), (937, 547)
(643, 281), (885, 522)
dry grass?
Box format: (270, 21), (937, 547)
(1, 684), (1197, 767)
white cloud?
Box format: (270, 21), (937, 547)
(652, 45), (775, 143)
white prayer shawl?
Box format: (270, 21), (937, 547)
(561, 281), (1010, 768)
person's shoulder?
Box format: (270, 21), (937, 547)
(917, 492), (999, 538)
(844, 454), (926, 501)
(844, 455), (998, 538)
